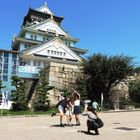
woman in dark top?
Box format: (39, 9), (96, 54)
(51, 96), (68, 127)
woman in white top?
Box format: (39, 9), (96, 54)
(73, 90), (81, 126)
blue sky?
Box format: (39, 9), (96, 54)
(0, 0), (140, 65)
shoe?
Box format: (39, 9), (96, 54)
(87, 130), (91, 134)
(60, 123), (65, 127)
(75, 123), (81, 126)
(95, 130), (100, 135)
(70, 124), (73, 127)
(66, 124), (73, 127)
(51, 112), (56, 117)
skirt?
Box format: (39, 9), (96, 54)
(73, 106), (81, 114)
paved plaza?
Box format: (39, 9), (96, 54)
(0, 111), (140, 140)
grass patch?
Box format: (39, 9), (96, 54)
(0, 107), (57, 116)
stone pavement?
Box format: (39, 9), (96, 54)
(0, 111), (140, 140)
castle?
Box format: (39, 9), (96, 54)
(0, 3), (87, 104)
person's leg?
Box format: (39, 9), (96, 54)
(69, 115), (72, 124)
(86, 120), (91, 133)
(57, 106), (65, 126)
(75, 114), (80, 125)
(94, 129), (99, 135)
(66, 115), (70, 125)
(59, 110), (65, 126)
(60, 115), (63, 125)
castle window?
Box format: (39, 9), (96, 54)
(34, 35), (37, 40)
(47, 29), (56, 34)
(54, 51), (56, 55)
(38, 61), (41, 66)
(60, 52), (62, 56)
(30, 35), (33, 39)
(43, 37), (46, 41)
(47, 50), (50, 54)
(24, 44), (28, 49)
(33, 61), (37, 66)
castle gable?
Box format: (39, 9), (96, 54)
(23, 38), (81, 61)
(27, 19), (69, 37)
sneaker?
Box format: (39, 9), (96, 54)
(51, 112), (56, 117)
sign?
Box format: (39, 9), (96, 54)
(0, 90), (9, 109)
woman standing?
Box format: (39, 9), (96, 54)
(73, 90), (81, 126)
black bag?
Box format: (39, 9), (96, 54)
(87, 120), (99, 130)
(95, 117), (104, 128)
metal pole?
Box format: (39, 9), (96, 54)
(101, 93), (103, 111)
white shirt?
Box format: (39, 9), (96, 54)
(74, 100), (80, 106)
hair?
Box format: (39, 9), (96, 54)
(87, 106), (93, 112)
(87, 106), (97, 116)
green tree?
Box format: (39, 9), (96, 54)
(11, 76), (28, 111)
(82, 53), (134, 103)
(32, 70), (53, 111)
(133, 66), (140, 73)
(129, 80), (140, 104)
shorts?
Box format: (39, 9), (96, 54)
(58, 105), (65, 114)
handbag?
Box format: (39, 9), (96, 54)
(95, 117), (104, 128)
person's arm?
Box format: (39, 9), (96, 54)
(97, 103), (100, 110)
(74, 90), (80, 99)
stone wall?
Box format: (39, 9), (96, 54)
(45, 62), (82, 90)
(110, 73), (140, 109)
(44, 62), (83, 104)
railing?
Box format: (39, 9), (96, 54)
(18, 66), (41, 78)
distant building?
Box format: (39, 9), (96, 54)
(0, 49), (18, 91)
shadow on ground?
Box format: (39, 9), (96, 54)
(50, 124), (64, 127)
(77, 130), (98, 135)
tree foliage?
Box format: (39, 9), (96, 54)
(82, 53), (134, 103)
(11, 76), (28, 111)
(129, 80), (140, 103)
(32, 70), (54, 111)
(133, 66), (140, 73)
